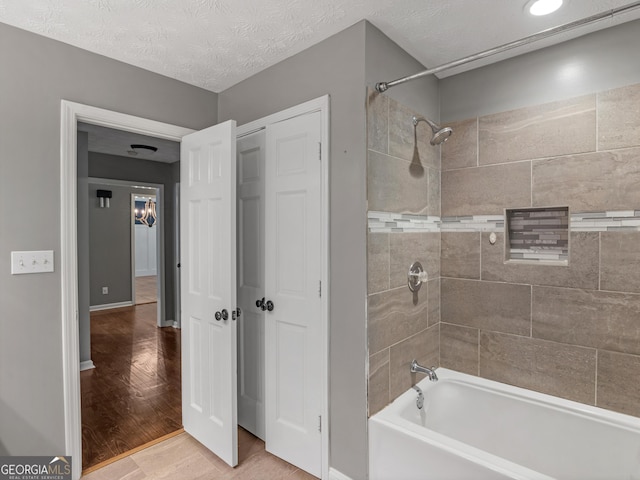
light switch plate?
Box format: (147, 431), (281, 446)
(11, 250), (54, 274)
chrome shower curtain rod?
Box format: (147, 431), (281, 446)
(375, 1), (640, 92)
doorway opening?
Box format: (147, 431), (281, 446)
(77, 125), (182, 470)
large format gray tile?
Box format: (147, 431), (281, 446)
(389, 325), (439, 401)
(389, 232), (439, 289)
(597, 350), (640, 418)
(442, 118), (477, 170)
(440, 323), (479, 376)
(427, 166), (441, 217)
(479, 95), (596, 165)
(532, 286), (640, 356)
(367, 88), (389, 153)
(441, 232), (480, 280)
(441, 278), (531, 335)
(442, 162), (531, 216)
(598, 83), (640, 151)
(481, 232), (599, 289)
(367, 232), (389, 294)
(368, 286), (429, 355)
(368, 349), (390, 417)
(532, 147), (640, 211)
(388, 97), (439, 170)
(368, 150), (429, 214)
(427, 278), (440, 327)
(480, 332), (596, 405)
(600, 232), (640, 294)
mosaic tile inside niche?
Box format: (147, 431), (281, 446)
(507, 207), (569, 262)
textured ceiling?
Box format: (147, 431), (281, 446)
(1, 1), (639, 92)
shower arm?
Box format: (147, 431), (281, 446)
(375, 1), (640, 93)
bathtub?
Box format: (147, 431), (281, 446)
(369, 368), (640, 480)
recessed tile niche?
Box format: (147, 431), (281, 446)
(505, 207), (569, 264)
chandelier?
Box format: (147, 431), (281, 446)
(135, 198), (157, 227)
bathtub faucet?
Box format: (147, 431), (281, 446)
(410, 359), (438, 381)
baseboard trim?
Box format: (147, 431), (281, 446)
(329, 468), (353, 480)
(79, 360), (95, 371)
(90, 301), (134, 312)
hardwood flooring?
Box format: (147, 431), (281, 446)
(81, 303), (181, 470)
(135, 275), (157, 304)
(82, 429), (318, 480)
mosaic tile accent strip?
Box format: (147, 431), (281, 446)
(367, 211), (440, 233)
(571, 210), (640, 231)
(507, 207), (569, 262)
(368, 210), (640, 233)
(440, 215), (505, 232)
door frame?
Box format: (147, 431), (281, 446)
(60, 97), (330, 480)
(61, 100), (194, 480)
(130, 189), (162, 317)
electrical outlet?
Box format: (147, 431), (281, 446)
(102, 287), (109, 295)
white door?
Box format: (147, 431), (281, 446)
(180, 120), (238, 467)
(265, 111), (323, 476)
(236, 130), (266, 440)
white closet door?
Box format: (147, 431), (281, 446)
(264, 111), (322, 477)
(180, 120), (238, 467)
(237, 130), (266, 440)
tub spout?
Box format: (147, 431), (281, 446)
(411, 359), (438, 381)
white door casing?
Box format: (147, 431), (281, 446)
(180, 120), (238, 467)
(237, 130), (267, 440)
(264, 111), (323, 476)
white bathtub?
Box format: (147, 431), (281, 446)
(369, 368), (640, 480)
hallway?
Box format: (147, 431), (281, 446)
(81, 303), (181, 469)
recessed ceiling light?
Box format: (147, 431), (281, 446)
(527, 0), (563, 16)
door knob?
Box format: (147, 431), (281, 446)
(221, 309), (229, 321)
(256, 298), (265, 309)
(215, 311), (222, 321)
(232, 308), (242, 320)
(266, 300), (274, 312)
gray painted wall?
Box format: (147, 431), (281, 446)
(219, 21), (369, 479)
(0, 22), (217, 456)
(441, 19), (640, 122)
(88, 183), (150, 307)
(89, 152), (179, 322)
(364, 22), (439, 121)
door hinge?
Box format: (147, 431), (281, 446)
(318, 142), (322, 161)
(318, 280), (322, 298)
(318, 415), (322, 433)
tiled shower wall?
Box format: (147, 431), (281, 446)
(440, 83), (640, 416)
(366, 89), (440, 416)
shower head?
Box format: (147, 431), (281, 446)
(412, 116), (453, 146)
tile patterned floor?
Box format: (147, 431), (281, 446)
(82, 429), (318, 480)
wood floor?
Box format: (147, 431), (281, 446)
(82, 429), (318, 480)
(81, 303), (181, 469)
(135, 275), (157, 304)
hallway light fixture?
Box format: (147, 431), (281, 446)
(97, 189), (112, 208)
(127, 144), (158, 156)
(135, 198), (157, 227)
